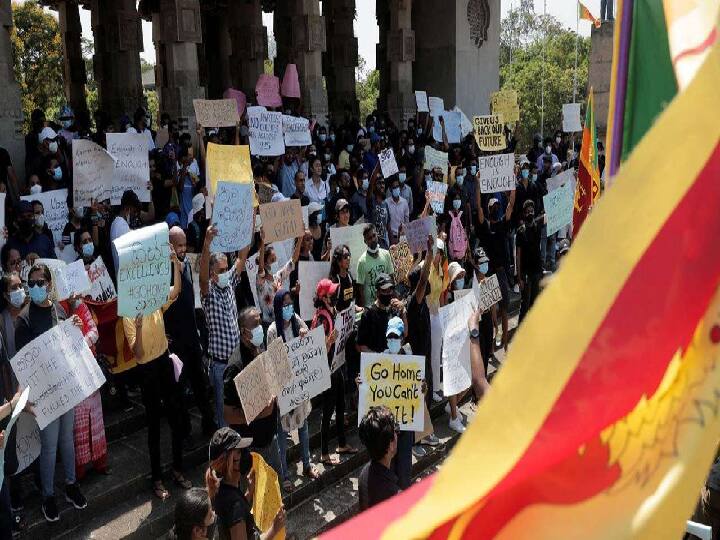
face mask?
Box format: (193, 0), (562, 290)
(398, 172), (406, 183)
(82, 242), (94, 258)
(53, 166), (63, 181)
(408, 145), (415, 154)
(216, 270), (231, 288)
(282, 304), (294, 321)
(9, 288), (25, 308)
(378, 293), (392, 307)
(555, 137), (561, 144)
(29, 284), (48, 304)
(250, 325), (264, 347)
(330, 134), (336, 142)
(454, 278), (464, 290)
(521, 169), (529, 179)
(417, 128), (423, 136)
(387, 338), (402, 354)
(74, 207), (85, 218)
(61, 119), (72, 129)
(48, 141), (58, 154)
(367, 243), (378, 254)
(452, 199), (462, 210)
(478, 262), (489, 275)
(346, 144), (353, 152)
(361, 178), (369, 191)
(391, 187), (400, 198)
(455, 175), (464, 186)
(545, 145), (552, 154)
(30, 184), (42, 194)
(35, 215), (45, 228)
(532, 174), (538, 182)
(470, 165), (477, 175)
(368, 126), (375, 134)
(318, 134), (327, 142)
(325, 154), (331, 162)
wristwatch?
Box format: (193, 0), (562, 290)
(469, 328), (480, 340)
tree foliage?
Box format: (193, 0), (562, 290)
(356, 56), (379, 120)
(500, 0), (590, 148)
(11, 1), (65, 129)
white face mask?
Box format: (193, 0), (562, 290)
(48, 141), (58, 154)
(398, 172), (406, 183)
(35, 215), (45, 228)
(30, 184), (42, 194)
(545, 145), (552, 154)
(470, 165), (477, 175)
(455, 174), (464, 186)
(361, 178), (369, 191)
(408, 145), (415, 154)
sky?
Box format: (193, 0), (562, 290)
(22, 0), (603, 66)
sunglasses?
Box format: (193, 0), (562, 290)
(341, 253), (351, 259)
(28, 279), (46, 288)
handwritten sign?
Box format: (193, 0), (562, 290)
(280, 64), (301, 98)
(329, 224), (366, 276)
(105, 133), (150, 205)
(428, 96), (444, 117)
(473, 115), (506, 151)
(54, 259), (91, 301)
(72, 139), (114, 206)
(255, 74), (283, 107)
(282, 115), (312, 147)
(474, 274), (502, 312)
(544, 181), (575, 235)
(358, 353), (425, 431)
(265, 337), (294, 394)
(405, 216), (437, 254)
(379, 148), (399, 178)
(491, 89), (520, 123)
(259, 199), (303, 243)
(390, 241), (413, 285)
(546, 169), (576, 193)
(222, 88), (247, 118)
(233, 356), (273, 423)
(415, 91), (429, 112)
(433, 111), (462, 144)
(205, 143), (253, 196)
(0, 388), (29, 485)
(423, 147), (448, 176)
(298, 261), (330, 320)
(21, 189), (68, 245)
(478, 153), (515, 193)
(211, 182), (254, 252)
(427, 181), (448, 214)
(248, 107), (285, 156)
(562, 103), (582, 133)
(11, 320), (105, 429)
(86, 257), (116, 302)
(113, 223), (170, 317)
(332, 303), (355, 372)
(439, 292), (477, 396)
(278, 326), (331, 415)
(193, 99), (241, 128)
(14, 411), (40, 474)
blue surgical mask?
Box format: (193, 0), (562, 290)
(454, 278), (464, 290)
(391, 187), (400, 198)
(387, 338), (402, 354)
(408, 145), (415, 154)
(250, 325), (264, 347)
(455, 175), (464, 186)
(398, 172), (406, 183)
(53, 166), (63, 181)
(346, 144), (353, 152)
(452, 199), (462, 210)
(319, 134), (327, 142)
(29, 284), (48, 304)
(368, 126), (376, 134)
(521, 169), (529, 179)
(416, 128), (422, 136)
(82, 243), (94, 258)
(282, 304), (294, 321)
(9, 288), (25, 308)
(48, 141), (58, 154)
(478, 262), (489, 275)
(361, 178), (369, 191)
(216, 270), (231, 288)
(470, 165), (477, 175)
(532, 174), (538, 182)
(330, 134), (336, 142)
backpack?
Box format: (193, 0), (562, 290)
(449, 211), (468, 260)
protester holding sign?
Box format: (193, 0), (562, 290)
(256, 230), (303, 326)
(517, 200), (544, 323)
(14, 263), (88, 522)
(329, 244), (363, 379)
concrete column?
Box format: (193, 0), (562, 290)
(0, 0), (24, 181)
(413, 0), (499, 116)
(58, 0), (87, 113)
(589, 23), (613, 142)
(91, 0), (144, 122)
(200, 8), (232, 99)
(323, 0), (358, 124)
(152, 0), (205, 135)
(375, 0), (389, 114)
(225, 0), (267, 100)
(380, 0), (415, 127)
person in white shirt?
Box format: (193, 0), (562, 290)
(386, 177), (409, 245)
(305, 156), (330, 206)
(110, 190), (155, 272)
(126, 108), (155, 151)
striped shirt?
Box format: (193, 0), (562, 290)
(201, 265), (241, 362)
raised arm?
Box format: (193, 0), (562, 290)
(413, 234), (434, 303)
(196, 123), (206, 163)
(199, 225), (217, 297)
(168, 248), (182, 301)
(504, 188), (516, 222)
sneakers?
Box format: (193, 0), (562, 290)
(421, 433), (440, 446)
(65, 483), (87, 510)
(41, 497), (59, 523)
(448, 416), (466, 433)
(412, 445), (427, 458)
(444, 402), (463, 420)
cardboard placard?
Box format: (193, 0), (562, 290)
(491, 89), (520, 123)
(298, 261), (331, 321)
(282, 115), (312, 147)
(379, 148), (399, 178)
(473, 115), (507, 151)
(259, 199), (304, 243)
(415, 90), (429, 112)
(562, 103), (582, 133)
(439, 292), (478, 396)
(193, 99), (241, 128)
(255, 74), (283, 107)
(222, 88), (247, 118)
(21, 189), (69, 245)
(427, 181), (448, 214)
(86, 257), (117, 302)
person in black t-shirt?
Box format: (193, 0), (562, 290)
(516, 200), (543, 323)
(329, 244), (363, 383)
(358, 406), (399, 511)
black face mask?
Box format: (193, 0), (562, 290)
(378, 293), (392, 306)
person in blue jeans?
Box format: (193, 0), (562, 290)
(15, 263), (87, 523)
(266, 290), (319, 492)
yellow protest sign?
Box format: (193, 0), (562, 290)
(491, 89), (520, 123)
(473, 114), (507, 151)
(251, 452), (285, 540)
(205, 143), (252, 196)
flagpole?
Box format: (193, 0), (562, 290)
(572, 3), (580, 152)
(540, 0), (546, 138)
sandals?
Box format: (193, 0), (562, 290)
(172, 472), (192, 490)
(336, 445), (358, 455)
(303, 465), (320, 479)
(152, 481), (170, 500)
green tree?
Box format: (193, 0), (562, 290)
(11, 1), (65, 129)
(356, 56), (379, 120)
(82, 37), (98, 116)
(500, 0), (590, 148)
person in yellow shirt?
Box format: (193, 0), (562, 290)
(122, 246), (186, 501)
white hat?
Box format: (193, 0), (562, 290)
(38, 127), (57, 143)
(190, 193), (205, 217)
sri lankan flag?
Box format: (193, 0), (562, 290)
(578, 1), (601, 28)
(321, 18), (720, 540)
(573, 87), (601, 234)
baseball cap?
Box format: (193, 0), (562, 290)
(316, 278), (339, 298)
(208, 428), (252, 461)
(386, 316), (404, 337)
(375, 273), (394, 292)
(335, 198), (349, 212)
(38, 127), (57, 143)
(120, 190), (141, 209)
(165, 212), (181, 228)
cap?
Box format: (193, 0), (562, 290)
(386, 316), (404, 337)
(335, 198), (349, 212)
(448, 261), (465, 283)
(165, 212), (181, 228)
(316, 278), (339, 298)
(208, 428), (252, 461)
(120, 189), (141, 209)
(473, 247), (489, 264)
(375, 273), (395, 292)
(191, 193), (205, 217)
(38, 127), (57, 143)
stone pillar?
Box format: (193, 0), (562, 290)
(200, 8), (232, 99)
(589, 22), (613, 143)
(91, 0), (144, 122)
(225, 0), (267, 100)
(379, 0), (415, 127)
(0, 0), (24, 181)
(323, 0), (358, 124)
(57, 0), (87, 113)
(152, 0), (205, 135)
(413, 0), (499, 116)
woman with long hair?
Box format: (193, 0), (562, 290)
(169, 488), (216, 540)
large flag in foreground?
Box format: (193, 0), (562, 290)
(572, 87), (600, 234)
(322, 28), (720, 540)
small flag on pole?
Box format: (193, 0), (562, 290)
(578, 1), (602, 28)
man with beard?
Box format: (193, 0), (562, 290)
(356, 224), (394, 307)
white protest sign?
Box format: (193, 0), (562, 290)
(233, 356), (273, 423)
(245, 253), (261, 308)
(439, 291), (477, 396)
(11, 320), (106, 429)
(428, 96), (444, 117)
(562, 103), (582, 133)
(358, 353), (425, 431)
(415, 91), (429, 112)
(473, 115), (507, 151)
(14, 411), (40, 474)
(423, 147), (448, 175)
(298, 261), (330, 320)
(478, 153), (515, 193)
(72, 139), (114, 207)
(113, 223), (171, 317)
(379, 148), (399, 178)
(21, 189), (68, 245)
(546, 169), (576, 193)
(278, 326), (331, 415)
(54, 259), (91, 301)
(184, 253), (202, 308)
(247, 107), (285, 156)
(329, 224), (366, 276)
(211, 181), (254, 253)
(427, 181), (448, 214)
(405, 216), (437, 254)
(454, 106), (473, 138)
(106, 133), (150, 205)
(433, 111), (462, 144)
(544, 181), (575, 236)
(193, 98), (240, 128)
(332, 303), (355, 372)
(474, 274), (502, 312)
(0, 388), (29, 485)
(282, 115), (312, 147)
(86, 257), (117, 302)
